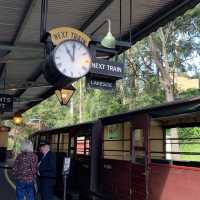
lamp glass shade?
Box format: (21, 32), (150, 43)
(101, 31), (116, 48)
(13, 114), (23, 125)
(55, 88), (75, 105)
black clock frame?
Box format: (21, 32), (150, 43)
(43, 39), (92, 88)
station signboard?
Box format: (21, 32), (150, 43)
(49, 26), (91, 46)
(63, 157), (71, 175)
(47, 26), (124, 91)
(86, 77), (116, 91)
(90, 58), (123, 79)
(0, 94), (13, 112)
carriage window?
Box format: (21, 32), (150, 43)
(76, 136), (91, 155)
(59, 133), (69, 152)
(49, 134), (58, 152)
(71, 136), (75, 147)
(77, 136), (85, 154)
(133, 129), (145, 163)
(69, 136), (75, 156)
(150, 127), (200, 162)
(86, 139), (90, 155)
(40, 135), (47, 140)
(34, 136), (39, 150)
(103, 122), (131, 161)
(134, 129), (143, 147)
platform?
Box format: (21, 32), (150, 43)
(0, 160), (61, 200)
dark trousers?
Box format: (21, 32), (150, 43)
(39, 178), (55, 200)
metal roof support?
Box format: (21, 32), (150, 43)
(0, 59), (7, 80)
(40, 0), (48, 43)
(0, 65), (5, 80)
(80, 0), (114, 31)
(13, 0), (38, 43)
(13, 0), (50, 105)
(13, 65), (44, 97)
(0, 0), (39, 80)
(16, 87), (55, 115)
(0, 43), (44, 52)
(14, 0), (114, 108)
(8, 0), (45, 98)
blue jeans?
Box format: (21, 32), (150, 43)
(16, 180), (35, 200)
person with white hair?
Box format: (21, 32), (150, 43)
(12, 140), (38, 200)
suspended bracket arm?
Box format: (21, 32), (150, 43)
(40, 0), (54, 56)
(90, 20), (108, 37)
(40, 0), (48, 43)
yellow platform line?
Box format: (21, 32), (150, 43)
(4, 164), (16, 191)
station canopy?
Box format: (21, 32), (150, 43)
(0, 0), (199, 120)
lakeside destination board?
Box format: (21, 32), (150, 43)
(86, 77), (116, 90)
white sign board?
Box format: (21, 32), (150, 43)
(63, 157), (71, 174)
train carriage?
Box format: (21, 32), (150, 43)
(30, 96), (200, 200)
(30, 122), (94, 198)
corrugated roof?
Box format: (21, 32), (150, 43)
(85, 0), (173, 38)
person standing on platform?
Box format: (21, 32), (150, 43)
(38, 140), (56, 200)
(13, 140), (38, 200)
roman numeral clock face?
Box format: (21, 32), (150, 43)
(53, 40), (92, 78)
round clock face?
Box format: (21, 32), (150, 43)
(53, 40), (92, 79)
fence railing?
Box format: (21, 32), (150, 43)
(150, 137), (200, 161)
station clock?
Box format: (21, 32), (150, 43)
(44, 39), (92, 87)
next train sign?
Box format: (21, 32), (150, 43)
(0, 94), (13, 112)
(87, 58), (124, 90)
(90, 58), (123, 79)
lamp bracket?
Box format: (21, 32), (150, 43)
(89, 40), (131, 59)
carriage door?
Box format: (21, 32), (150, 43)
(131, 114), (150, 200)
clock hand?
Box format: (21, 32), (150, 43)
(72, 43), (76, 61)
(65, 46), (73, 61)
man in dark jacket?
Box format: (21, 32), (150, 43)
(38, 140), (56, 200)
